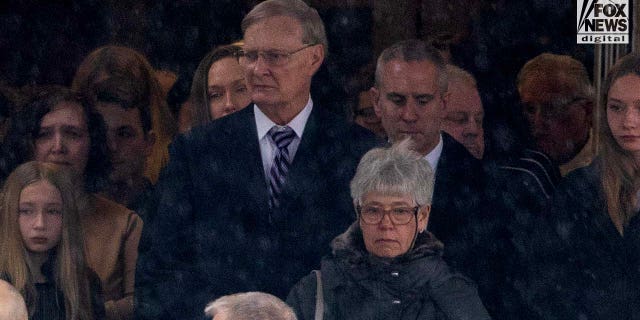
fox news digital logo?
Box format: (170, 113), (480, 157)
(577, 0), (629, 44)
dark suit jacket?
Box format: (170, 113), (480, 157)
(428, 132), (484, 247)
(135, 105), (378, 320)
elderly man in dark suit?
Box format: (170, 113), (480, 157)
(135, 1), (377, 319)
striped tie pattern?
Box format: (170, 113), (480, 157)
(268, 126), (296, 208)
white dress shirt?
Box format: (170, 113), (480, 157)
(423, 134), (443, 198)
(254, 97), (314, 180)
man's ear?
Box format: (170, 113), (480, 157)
(143, 130), (157, 158)
(371, 87), (381, 117)
(307, 44), (325, 76)
(441, 90), (451, 111)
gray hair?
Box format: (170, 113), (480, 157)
(516, 53), (594, 101)
(204, 292), (297, 320)
(350, 139), (435, 207)
(446, 64), (477, 89)
(374, 39), (448, 93)
(241, 0), (328, 56)
(0, 280), (27, 320)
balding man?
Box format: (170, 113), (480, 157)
(442, 64), (484, 159)
(0, 280), (27, 320)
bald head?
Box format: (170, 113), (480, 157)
(0, 280), (28, 320)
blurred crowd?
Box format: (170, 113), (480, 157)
(0, 1), (638, 320)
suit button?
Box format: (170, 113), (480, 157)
(392, 299), (401, 304)
(391, 271), (399, 277)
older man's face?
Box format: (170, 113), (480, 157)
(372, 59), (446, 156)
(442, 80), (484, 159)
(242, 15), (323, 114)
(519, 77), (591, 164)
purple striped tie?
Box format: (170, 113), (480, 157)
(268, 126), (296, 208)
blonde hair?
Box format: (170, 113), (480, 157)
(0, 161), (94, 320)
(72, 45), (177, 183)
(599, 53), (640, 234)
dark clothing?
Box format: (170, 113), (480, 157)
(127, 178), (155, 221)
(33, 282), (65, 320)
(135, 105), (378, 320)
(428, 133), (485, 247)
(2, 262), (105, 320)
(287, 223), (491, 320)
(528, 162), (640, 320)
(474, 149), (560, 320)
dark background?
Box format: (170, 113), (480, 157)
(0, 0), (597, 155)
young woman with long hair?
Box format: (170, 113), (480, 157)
(531, 53), (640, 319)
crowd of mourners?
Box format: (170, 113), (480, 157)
(0, 0), (639, 319)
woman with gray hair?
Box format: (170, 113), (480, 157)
(287, 140), (490, 320)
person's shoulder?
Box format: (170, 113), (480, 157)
(441, 132), (481, 164)
(91, 194), (141, 223)
(558, 161), (600, 196)
(178, 107), (255, 147)
(313, 107), (376, 139)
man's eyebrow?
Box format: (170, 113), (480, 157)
(386, 92), (405, 99)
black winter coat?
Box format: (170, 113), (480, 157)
(286, 223), (491, 320)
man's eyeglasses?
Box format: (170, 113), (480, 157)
(356, 205), (420, 225)
(239, 44), (316, 67)
(521, 97), (589, 120)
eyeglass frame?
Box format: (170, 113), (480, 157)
(355, 204), (421, 225)
(521, 96), (590, 120)
(238, 43), (317, 67)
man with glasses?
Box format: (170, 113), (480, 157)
(135, 1), (377, 319)
(517, 53), (595, 176)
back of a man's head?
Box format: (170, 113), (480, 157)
(205, 292), (297, 320)
(0, 280), (28, 320)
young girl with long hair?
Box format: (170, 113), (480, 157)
(0, 161), (104, 320)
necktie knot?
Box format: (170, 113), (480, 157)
(269, 126), (296, 150)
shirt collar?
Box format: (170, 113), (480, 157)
(423, 134), (443, 171)
(255, 96), (314, 140)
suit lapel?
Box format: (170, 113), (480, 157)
(221, 107), (271, 213)
(280, 106), (326, 195)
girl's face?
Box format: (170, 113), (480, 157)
(34, 102), (91, 175)
(18, 180), (63, 254)
(606, 74), (640, 162)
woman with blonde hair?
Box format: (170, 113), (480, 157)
(537, 53), (640, 319)
(72, 45), (176, 183)
(0, 161), (104, 320)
